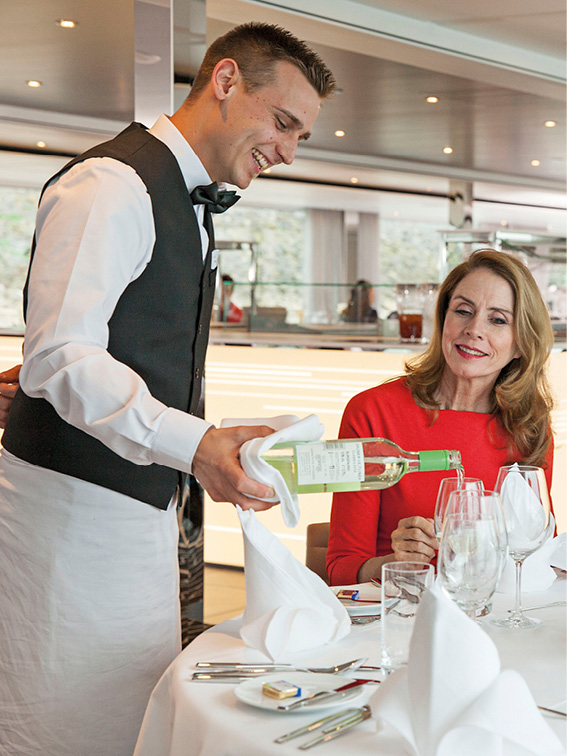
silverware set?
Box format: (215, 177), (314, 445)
(191, 657), (374, 681)
(275, 704), (372, 749)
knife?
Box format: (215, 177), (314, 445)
(299, 705), (372, 749)
(192, 671), (282, 681)
(195, 662), (295, 672)
(278, 679), (370, 711)
(274, 707), (362, 743)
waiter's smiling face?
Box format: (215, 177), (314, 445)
(206, 59), (321, 189)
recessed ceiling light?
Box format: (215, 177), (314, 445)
(393, 210), (400, 217)
(546, 224), (553, 230)
(544, 120), (556, 128)
(426, 187), (432, 192)
(530, 159), (541, 166)
(334, 130), (345, 137)
(26, 80), (42, 88)
(36, 141), (46, 148)
(442, 146), (453, 154)
(500, 220), (508, 226)
(426, 96), (438, 103)
(56, 19), (77, 28)
(350, 177), (359, 184)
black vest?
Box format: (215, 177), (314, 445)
(2, 122), (216, 509)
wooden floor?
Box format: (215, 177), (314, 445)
(203, 565), (246, 625)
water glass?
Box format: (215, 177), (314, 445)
(381, 561), (434, 675)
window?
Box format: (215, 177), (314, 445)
(0, 186), (38, 331)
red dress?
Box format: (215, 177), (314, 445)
(326, 377), (554, 585)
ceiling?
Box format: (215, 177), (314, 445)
(0, 0), (564, 220)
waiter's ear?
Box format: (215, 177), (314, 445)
(212, 58), (241, 101)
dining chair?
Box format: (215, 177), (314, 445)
(305, 521), (330, 584)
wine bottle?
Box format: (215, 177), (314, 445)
(261, 438), (461, 495)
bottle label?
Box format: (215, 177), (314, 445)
(296, 442), (365, 485)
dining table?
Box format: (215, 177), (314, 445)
(133, 574), (566, 756)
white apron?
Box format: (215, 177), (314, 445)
(0, 448), (181, 756)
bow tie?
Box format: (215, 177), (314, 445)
(190, 182), (240, 214)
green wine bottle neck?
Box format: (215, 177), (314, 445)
(417, 449), (460, 471)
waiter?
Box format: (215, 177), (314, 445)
(0, 22), (335, 756)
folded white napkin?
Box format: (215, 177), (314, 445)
(499, 464), (550, 553)
(370, 583), (564, 756)
(221, 414), (324, 527)
(497, 519), (561, 593)
(236, 507), (350, 661)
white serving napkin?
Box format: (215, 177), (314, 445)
(497, 519), (561, 593)
(499, 464), (550, 553)
(236, 507), (351, 661)
(370, 583), (564, 756)
(220, 414), (324, 527)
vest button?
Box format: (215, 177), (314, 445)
(195, 367), (200, 380)
(198, 324), (202, 335)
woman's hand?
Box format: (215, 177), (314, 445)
(391, 516), (438, 563)
(0, 364), (21, 428)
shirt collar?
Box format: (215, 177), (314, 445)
(148, 114), (214, 194)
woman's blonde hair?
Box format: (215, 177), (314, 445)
(405, 248), (554, 466)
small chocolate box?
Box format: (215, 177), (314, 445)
(262, 680), (301, 699)
(336, 589), (359, 600)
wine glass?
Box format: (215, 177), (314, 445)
(491, 465), (551, 629)
(438, 512), (503, 620)
(445, 489), (508, 569)
(445, 489), (508, 617)
(434, 477), (484, 540)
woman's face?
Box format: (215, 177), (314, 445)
(442, 268), (520, 388)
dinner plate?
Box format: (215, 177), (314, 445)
(234, 672), (367, 713)
(332, 583), (382, 616)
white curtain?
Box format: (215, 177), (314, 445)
(304, 209), (347, 323)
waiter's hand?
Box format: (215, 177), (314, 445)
(192, 425), (278, 510)
(0, 364), (21, 428)
(391, 516), (438, 563)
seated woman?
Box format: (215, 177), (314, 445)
(340, 279), (377, 323)
(327, 248), (555, 585)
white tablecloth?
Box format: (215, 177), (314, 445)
(134, 576), (567, 756)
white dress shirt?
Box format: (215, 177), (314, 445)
(20, 114), (214, 474)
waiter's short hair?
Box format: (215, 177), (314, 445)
(188, 22), (336, 100)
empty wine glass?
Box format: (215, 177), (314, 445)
(491, 465), (551, 629)
(446, 489), (508, 569)
(438, 512), (502, 620)
(434, 477), (484, 540)
(445, 489), (508, 617)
